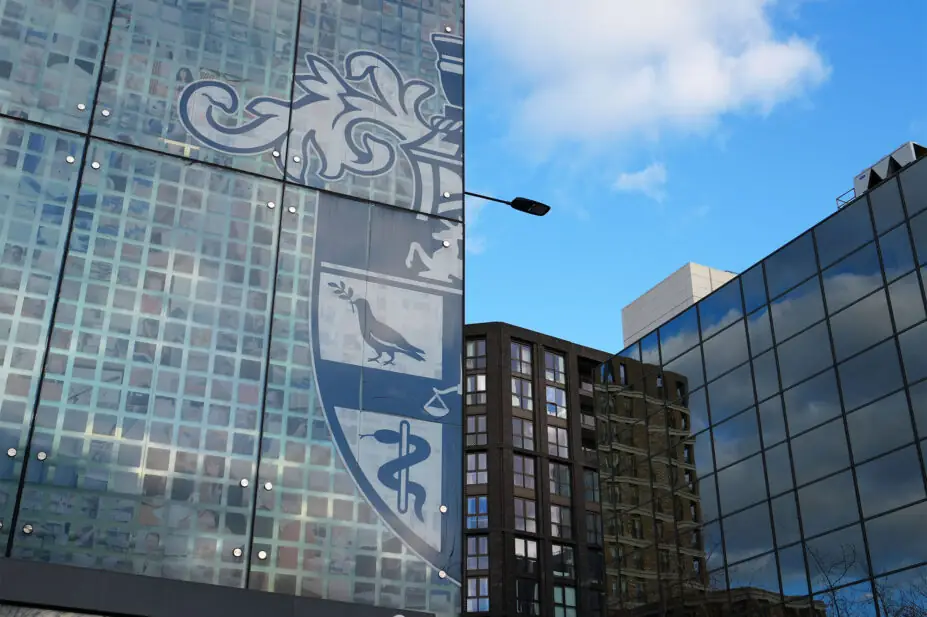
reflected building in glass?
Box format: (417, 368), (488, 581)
(596, 151), (927, 617)
(0, 2), (464, 617)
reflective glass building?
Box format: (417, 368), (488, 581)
(596, 154), (927, 617)
(0, 1), (464, 617)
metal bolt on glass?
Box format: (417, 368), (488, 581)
(443, 191), (451, 198)
(100, 109), (111, 117)
(272, 150), (280, 158)
(444, 25), (452, 32)
(293, 155), (301, 163)
(65, 155), (75, 164)
(263, 481), (273, 491)
(232, 547), (243, 558)
(267, 201), (276, 209)
(36, 452), (47, 461)
(76, 103), (86, 111)
(437, 570), (446, 579)
(0, 521), (3, 530)
(439, 505), (448, 513)
(90, 161), (101, 170)
(257, 550), (268, 560)
(287, 206), (297, 214)
(239, 478), (249, 488)
(22, 524), (33, 535)
(6, 448), (15, 457)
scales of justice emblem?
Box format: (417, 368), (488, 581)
(177, 33), (465, 583)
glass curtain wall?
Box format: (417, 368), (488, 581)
(596, 156), (927, 617)
(0, 1), (464, 616)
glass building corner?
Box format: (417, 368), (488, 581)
(596, 156), (927, 617)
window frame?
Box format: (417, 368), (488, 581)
(514, 454), (536, 490)
(547, 425), (570, 458)
(466, 339), (487, 370)
(466, 414), (488, 446)
(512, 417), (535, 451)
(545, 350), (567, 384)
(515, 497), (537, 533)
(466, 495), (488, 529)
(466, 452), (488, 485)
(546, 385), (568, 418)
(511, 340), (533, 375)
(549, 461), (572, 498)
(550, 504), (573, 539)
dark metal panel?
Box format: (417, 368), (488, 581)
(0, 559), (433, 617)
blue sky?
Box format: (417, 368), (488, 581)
(462, 0), (927, 354)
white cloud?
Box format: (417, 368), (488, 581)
(614, 162), (668, 201)
(467, 0), (829, 147)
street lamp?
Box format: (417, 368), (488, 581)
(463, 191), (551, 217)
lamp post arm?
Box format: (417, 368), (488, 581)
(463, 191), (511, 206)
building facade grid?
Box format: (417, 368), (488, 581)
(596, 155), (927, 617)
(463, 322), (610, 617)
(0, 1), (465, 617)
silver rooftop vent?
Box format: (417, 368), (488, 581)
(853, 141), (927, 197)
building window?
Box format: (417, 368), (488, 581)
(659, 549), (671, 572)
(466, 577), (489, 613)
(512, 341), (532, 375)
(584, 469), (600, 503)
(466, 374), (487, 405)
(545, 351), (566, 384)
(514, 454), (535, 490)
(466, 339), (487, 370)
(551, 505), (572, 539)
(554, 586), (577, 617)
(512, 417), (535, 450)
(516, 580), (540, 615)
(514, 537), (538, 574)
(581, 412), (596, 429)
(467, 535), (489, 570)
(466, 415), (487, 446)
(549, 462), (572, 497)
(467, 452), (488, 485)
(586, 511), (603, 545)
(512, 377), (534, 410)
(467, 496), (488, 529)
(551, 543), (575, 578)
(546, 386), (568, 418)
(588, 551), (604, 586)
(619, 363), (627, 385)
(588, 592), (603, 617)
(515, 497), (537, 533)
(548, 426), (569, 458)
(631, 515), (643, 539)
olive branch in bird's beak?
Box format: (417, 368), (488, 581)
(328, 280), (357, 313)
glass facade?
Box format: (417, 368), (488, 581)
(0, 1), (463, 616)
(596, 156), (927, 617)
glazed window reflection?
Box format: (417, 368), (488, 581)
(879, 224), (916, 281)
(870, 177), (906, 233)
(822, 243), (883, 314)
(698, 280), (743, 340)
(829, 289), (894, 362)
(888, 270), (926, 331)
(857, 445), (925, 520)
(771, 276), (825, 343)
(845, 391), (914, 463)
(659, 306), (699, 364)
(814, 196), (874, 269)
(702, 319), (748, 382)
(764, 232), (817, 300)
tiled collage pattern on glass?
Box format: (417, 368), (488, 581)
(597, 157), (927, 616)
(0, 0), (464, 615)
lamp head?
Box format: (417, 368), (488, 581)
(510, 197), (551, 217)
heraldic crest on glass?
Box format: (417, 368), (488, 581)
(177, 33), (464, 583)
